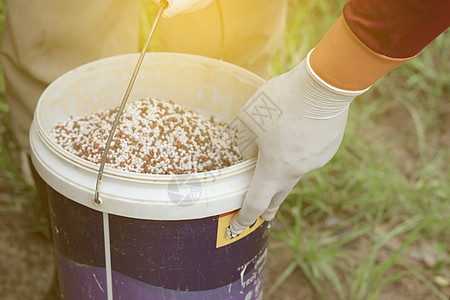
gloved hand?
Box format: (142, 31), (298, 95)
(153, 0), (214, 18)
(228, 50), (369, 238)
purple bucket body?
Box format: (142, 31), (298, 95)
(48, 186), (268, 300)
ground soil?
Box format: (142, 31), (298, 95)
(0, 208), (54, 300)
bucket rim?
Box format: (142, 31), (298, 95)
(33, 52), (263, 184)
(34, 131), (257, 184)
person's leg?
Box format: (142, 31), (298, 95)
(158, 0), (288, 79)
(1, 1), (140, 298)
(1, 0), (140, 154)
(1, 0), (140, 251)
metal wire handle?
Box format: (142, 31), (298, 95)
(93, 1), (169, 206)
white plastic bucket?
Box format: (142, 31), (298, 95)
(30, 53), (268, 300)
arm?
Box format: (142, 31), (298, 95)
(229, 0), (450, 237)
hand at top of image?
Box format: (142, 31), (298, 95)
(153, 0), (214, 18)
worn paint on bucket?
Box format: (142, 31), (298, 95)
(30, 53), (268, 300)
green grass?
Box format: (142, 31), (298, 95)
(271, 0), (345, 76)
(0, 0), (449, 299)
(268, 1), (450, 299)
(0, 0), (36, 213)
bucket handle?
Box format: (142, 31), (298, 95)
(92, 1), (168, 206)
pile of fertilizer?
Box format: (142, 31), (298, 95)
(50, 98), (242, 175)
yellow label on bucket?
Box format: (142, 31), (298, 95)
(216, 210), (265, 248)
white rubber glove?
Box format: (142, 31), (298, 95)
(228, 50), (370, 237)
(153, 0), (214, 18)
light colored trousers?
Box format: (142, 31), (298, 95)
(1, 0), (287, 152)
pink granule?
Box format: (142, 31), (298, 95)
(50, 98), (242, 175)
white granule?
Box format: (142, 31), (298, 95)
(50, 98), (242, 175)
